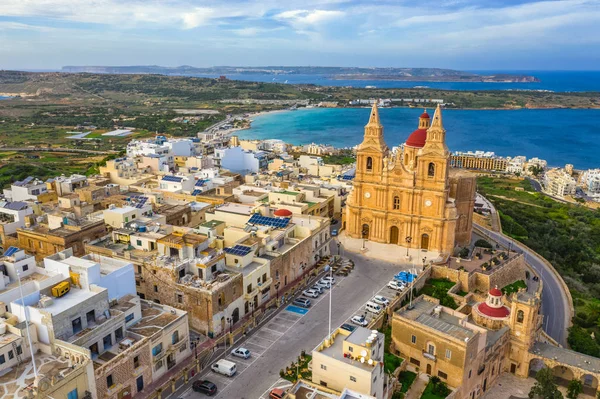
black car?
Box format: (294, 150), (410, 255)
(340, 323), (356, 333)
(192, 380), (217, 396)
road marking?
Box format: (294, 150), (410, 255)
(285, 305), (309, 315)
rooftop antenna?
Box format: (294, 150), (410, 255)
(17, 269), (38, 380)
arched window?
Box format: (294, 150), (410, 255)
(517, 310), (524, 323)
(393, 196), (400, 210)
(172, 330), (179, 344)
(428, 162), (435, 177)
(366, 157), (373, 171)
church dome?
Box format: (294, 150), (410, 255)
(406, 128), (428, 148)
(475, 287), (510, 319)
(274, 209), (292, 217)
(420, 111), (430, 119)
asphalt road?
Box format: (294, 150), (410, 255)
(177, 246), (408, 399)
(474, 224), (570, 346)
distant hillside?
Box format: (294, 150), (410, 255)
(60, 65), (539, 83)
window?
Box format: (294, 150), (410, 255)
(262, 273), (267, 283)
(86, 310), (95, 324)
(177, 294), (183, 304)
(198, 269), (203, 279)
(154, 359), (163, 371)
(138, 265), (142, 274)
(137, 240), (142, 246)
(136, 280), (140, 286)
(247, 285), (253, 294)
(125, 313), (134, 323)
(115, 327), (123, 341)
(517, 310), (524, 323)
(103, 334), (112, 350)
(67, 388), (78, 399)
(393, 196), (400, 210)
(411, 335), (417, 344)
(23, 264), (29, 271)
(349, 346), (354, 352)
(106, 375), (114, 388)
(172, 331), (179, 344)
(320, 364), (327, 370)
(72, 317), (82, 334)
(152, 343), (163, 356)
(0, 354), (4, 364)
(154, 285), (158, 292)
(366, 157), (373, 171)
(469, 370), (472, 378)
(180, 343), (187, 352)
(8, 351), (14, 360)
(350, 376), (357, 382)
(16, 346), (22, 355)
(427, 344), (435, 355)
(276, 270), (279, 279)
(438, 371), (448, 379)
(446, 349), (452, 359)
(38, 242), (43, 249)
(428, 162), (435, 177)
(211, 265), (217, 273)
(133, 356), (139, 369)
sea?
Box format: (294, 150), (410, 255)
(190, 70), (600, 92)
(0, 96), (11, 100)
(237, 107), (600, 170)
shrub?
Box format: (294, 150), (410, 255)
(474, 239), (493, 249)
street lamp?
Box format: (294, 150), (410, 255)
(275, 282), (280, 301)
(405, 236), (412, 258)
(336, 241), (341, 257)
(250, 302), (254, 319)
(361, 229), (367, 250)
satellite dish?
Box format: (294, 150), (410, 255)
(371, 330), (378, 334)
(360, 357), (365, 363)
(368, 359), (374, 365)
(360, 349), (368, 357)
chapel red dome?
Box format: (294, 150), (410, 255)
(405, 128), (428, 148)
(477, 302), (510, 318)
(489, 287), (503, 297)
(420, 112), (430, 119)
(274, 209), (292, 217)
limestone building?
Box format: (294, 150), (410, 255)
(346, 104), (475, 254)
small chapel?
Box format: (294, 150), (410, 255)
(345, 103), (475, 254)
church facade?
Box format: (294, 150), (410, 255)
(345, 103), (475, 254)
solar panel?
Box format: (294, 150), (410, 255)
(248, 213), (290, 228)
(224, 245), (253, 256)
(191, 189), (202, 196)
(195, 179), (207, 187)
(162, 175), (183, 182)
(3, 246), (19, 257)
(22, 176), (34, 184)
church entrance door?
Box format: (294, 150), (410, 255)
(426, 364), (432, 375)
(390, 226), (399, 245)
(421, 234), (430, 250)
(362, 224), (370, 239)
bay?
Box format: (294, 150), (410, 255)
(237, 108), (600, 170)
(189, 70), (600, 92)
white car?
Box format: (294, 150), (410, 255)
(315, 280), (331, 289)
(311, 285), (324, 294)
(372, 295), (390, 307)
(351, 315), (368, 327)
(387, 280), (405, 291)
(231, 347), (251, 359)
(322, 276), (336, 284)
(303, 289), (320, 298)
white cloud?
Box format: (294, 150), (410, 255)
(275, 9), (345, 28)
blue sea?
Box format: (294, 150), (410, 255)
(0, 96), (11, 100)
(237, 108), (600, 169)
(190, 70), (600, 92)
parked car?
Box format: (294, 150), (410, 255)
(387, 280), (405, 291)
(311, 285), (324, 294)
(293, 297), (311, 308)
(322, 276), (336, 284)
(192, 380), (217, 396)
(269, 388), (286, 399)
(340, 323), (357, 333)
(231, 347), (251, 359)
(331, 229), (338, 236)
(302, 289), (320, 298)
(211, 359), (237, 377)
(365, 301), (383, 314)
(351, 315), (368, 327)
(372, 295), (390, 307)
(315, 280), (331, 289)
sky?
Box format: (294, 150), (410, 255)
(1, 0), (599, 71)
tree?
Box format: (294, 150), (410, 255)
(529, 367), (563, 399)
(567, 379), (583, 399)
(529, 165), (544, 177)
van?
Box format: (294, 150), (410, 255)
(211, 359), (237, 377)
(51, 282), (70, 298)
(365, 301), (383, 314)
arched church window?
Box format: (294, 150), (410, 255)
(393, 196), (400, 210)
(428, 162), (435, 177)
(517, 310), (524, 323)
(366, 157), (373, 171)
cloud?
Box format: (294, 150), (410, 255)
(182, 8), (215, 29)
(0, 21), (56, 32)
(274, 9), (345, 28)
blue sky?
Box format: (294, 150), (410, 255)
(1, 0), (599, 70)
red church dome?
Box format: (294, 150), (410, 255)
(489, 287), (503, 297)
(420, 111), (430, 119)
(477, 302), (510, 318)
(274, 209), (292, 217)
(405, 128), (428, 148)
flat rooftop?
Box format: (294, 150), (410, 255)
(317, 328), (383, 373)
(201, 219), (224, 228)
(532, 342), (600, 374)
(214, 202), (254, 215)
(289, 381), (338, 399)
(33, 287), (101, 316)
(128, 301), (182, 337)
(0, 272), (50, 294)
(398, 299), (476, 341)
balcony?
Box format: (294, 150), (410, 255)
(257, 278), (273, 291)
(423, 351), (436, 361)
(244, 287), (259, 300)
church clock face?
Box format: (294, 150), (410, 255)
(364, 192), (371, 199)
(425, 200), (432, 207)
